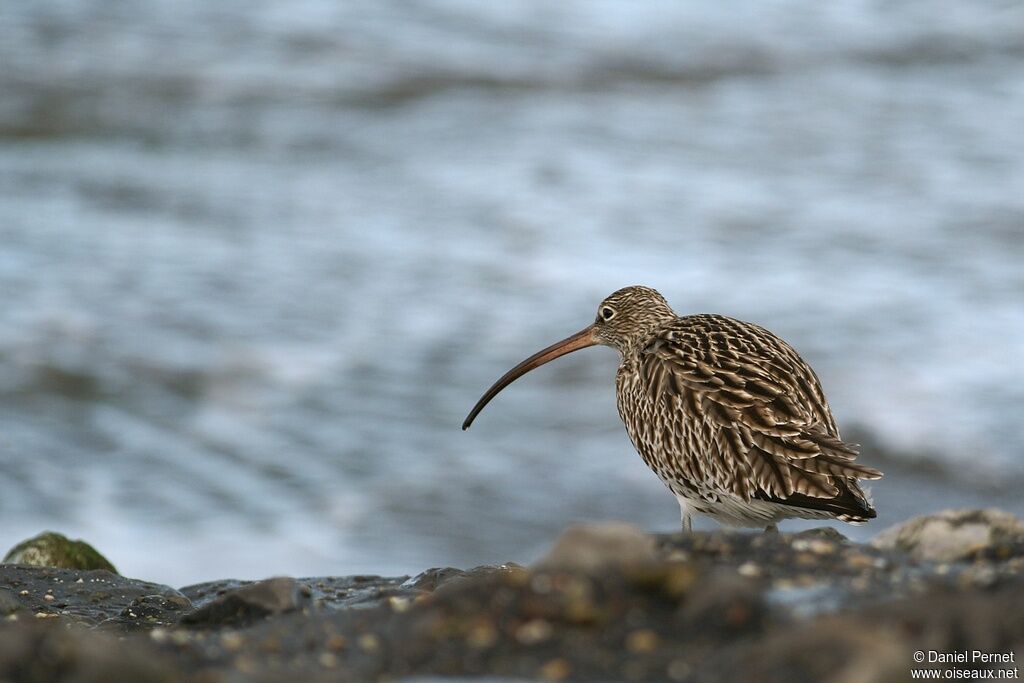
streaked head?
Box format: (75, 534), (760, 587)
(462, 286), (675, 429)
(591, 285), (676, 353)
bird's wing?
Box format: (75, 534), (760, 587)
(639, 315), (882, 504)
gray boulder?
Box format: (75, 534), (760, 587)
(872, 508), (1024, 563)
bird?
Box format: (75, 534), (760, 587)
(462, 285), (882, 533)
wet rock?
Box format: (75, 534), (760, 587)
(177, 578), (251, 610)
(679, 572), (766, 635)
(791, 527), (850, 543)
(401, 566), (468, 592)
(165, 557), (767, 682)
(107, 594), (193, 631)
(409, 564), (526, 596)
(181, 576), (312, 627)
(721, 619), (906, 683)
(2, 512), (1023, 682)
(536, 522), (656, 571)
(0, 588), (23, 616)
(728, 578), (1024, 683)
(0, 621), (178, 683)
(0, 565), (186, 628)
(653, 528), (901, 616)
(3, 531), (117, 573)
(182, 574), (415, 612)
(872, 508), (1024, 563)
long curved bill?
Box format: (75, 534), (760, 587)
(462, 325), (597, 430)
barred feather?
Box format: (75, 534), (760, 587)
(463, 285), (883, 530)
(604, 286), (883, 527)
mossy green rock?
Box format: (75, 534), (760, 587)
(2, 531), (117, 574)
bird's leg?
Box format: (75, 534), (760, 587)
(676, 496), (693, 533)
(764, 523), (779, 535)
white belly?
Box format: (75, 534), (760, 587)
(675, 493), (836, 528)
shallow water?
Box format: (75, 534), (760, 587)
(1, 1), (1023, 585)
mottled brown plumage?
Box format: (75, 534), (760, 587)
(463, 286), (882, 532)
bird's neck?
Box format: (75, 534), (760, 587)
(615, 339), (650, 364)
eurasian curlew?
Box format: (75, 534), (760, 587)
(463, 286), (882, 532)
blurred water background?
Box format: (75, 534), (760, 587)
(1, 1), (1022, 586)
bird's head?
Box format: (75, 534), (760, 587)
(462, 285), (676, 429)
(592, 285), (676, 353)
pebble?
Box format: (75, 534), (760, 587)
(221, 631), (244, 651)
(358, 633), (380, 652)
(466, 621), (498, 649)
(626, 629), (660, 653)
(737, 562), (761, 577)
(667, 659), (691, 681)
(791, 539), (835, 554)
(515, 618), (553, 644)
(540, 658), (571, 681)
(325, 634), (348, 651)
(388, 596), (411, 612)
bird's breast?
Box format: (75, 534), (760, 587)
(615, 357), (661, 456)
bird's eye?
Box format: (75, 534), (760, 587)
(600, 306), (615, 321)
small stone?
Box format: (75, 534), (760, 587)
(668, 659), (692, 681)
(358, 633), (380, 652)
(529, 574), (553, 594)
(259, 637), (282, 654)
(220, 632), (244, 651)
(626, 629), (660, 653)
(960, 564), (998, 588)
(318, 652), (338, 668)
(233, 656), (258, 675)
(540, 658), (571, 681)
(737, 562), (761, 577)
(387, 596), (411, 612)
(326, 634), (348, 651)
(466, 621), (498, 649)
(565, 598), (601, 624)
(844, 553), (877, 570)
(626, 563), (700, 598)
(791, 538), (834, 554)
(515, 618), (553, 644)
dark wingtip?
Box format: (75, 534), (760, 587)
(754, 478), (877, 523)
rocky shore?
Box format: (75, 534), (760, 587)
(2, 509), (1023, 682)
